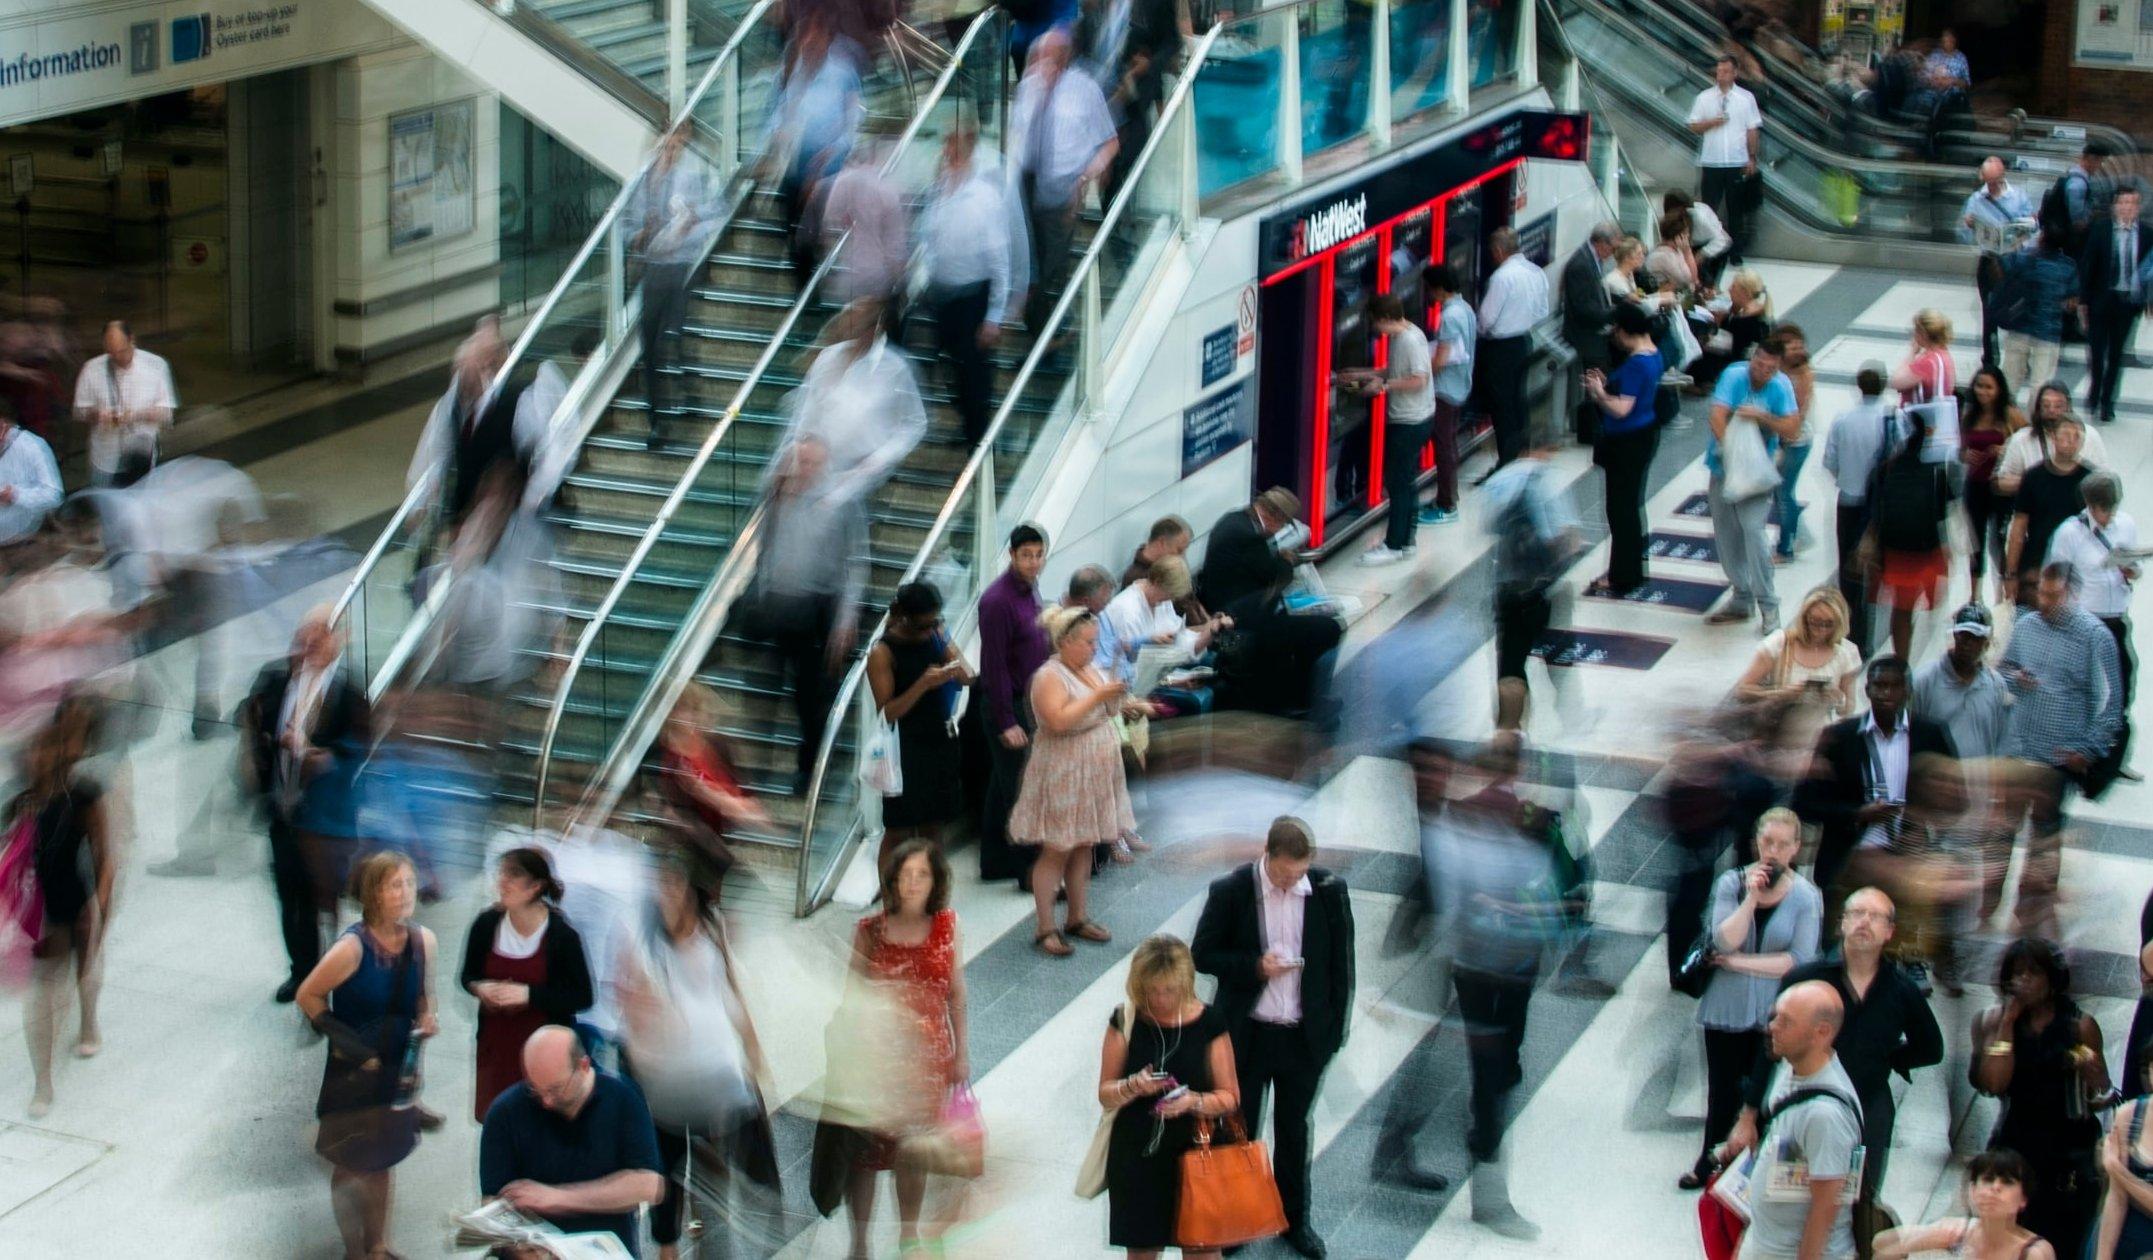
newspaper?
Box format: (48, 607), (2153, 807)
(452, 1202), (634, 1258)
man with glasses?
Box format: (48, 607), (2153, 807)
(480, 1026), (664, 1253)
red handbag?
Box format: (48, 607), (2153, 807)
(1174, 1114), (1288, 1251)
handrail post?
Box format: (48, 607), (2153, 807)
(1278, 12), (1303, 185)
(1447, 0), (1469, 112)
(1369, 0), (1393, 151)
(720, 54), (742, 181)
(1080, 266), (1103, 415)
(605, 214), (627, 342)
(1514, 0), (1537, 89)
(667, 0), (688, 118)
(974, 450), (999, 580)
(1175, 88), (1200, 231)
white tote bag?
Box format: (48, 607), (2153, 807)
(1075, 1001), (1136, 1199)
(1720, 415), (1782, 502)
(860, 716), (903, 797)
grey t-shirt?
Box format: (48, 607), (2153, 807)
(1385, 321), (1436, 423)
(1740, 1056), (1863, 1260)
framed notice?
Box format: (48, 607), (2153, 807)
(2074, 0), (2153, 70)
(388, 98), (477, 251)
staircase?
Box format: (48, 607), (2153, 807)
(529, 0), (741, 103)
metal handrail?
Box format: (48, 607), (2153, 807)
(789, 22), (1229, 915)
(326, 0), (780, 642)
(478, 0), (675, 124)
(530, 6), (1007, 819)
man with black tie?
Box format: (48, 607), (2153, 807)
(239, 610), (370, 1003)
(1193, 816), (1354, 1259)
(2079, 185), (2149, 426)
(1560, 223), (1620, 425)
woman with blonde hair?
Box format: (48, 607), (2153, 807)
(1097, 934), (1240, 1259)
(1010, 606), (1151, 956)
(1734, 586), (1863, 717)
(297, 850), (438, 1260)
(1892, 308), (1958, 404)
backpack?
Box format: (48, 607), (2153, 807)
(1871, 454), (1949, 552)
(1494, 469), (1562, 597)
(2040, 170), (2086, 254)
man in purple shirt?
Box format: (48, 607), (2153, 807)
(977, 523), (1051, 883)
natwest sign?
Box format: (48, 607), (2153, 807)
(1257, 108), (1589, 279)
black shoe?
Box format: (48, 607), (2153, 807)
(415, 1104), (446, 1132)
(147, 856), (214, 878)
(190, 713), (217, 741)
(1282, 1225), (1327, 1258)
(1677, 1154), (1717, 1191)
(1384, 1159), (1450, 1191)
(274, 978), (300, 1004)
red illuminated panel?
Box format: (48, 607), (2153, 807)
(1259, 158), (1523, 289)
(1367, 224), (1391, 510)
(1309, 256), (1335, 549)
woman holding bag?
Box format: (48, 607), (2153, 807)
(1097, 934), (1243, 1259)
(866, 581), (974, 870)
(846, 839), (972, 1257)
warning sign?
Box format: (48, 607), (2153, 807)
(1236, 284), (1256, 355)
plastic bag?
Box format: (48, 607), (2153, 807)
(1720, 416), (1782, 502)
(860, 717), (903, 797)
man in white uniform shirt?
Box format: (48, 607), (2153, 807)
(2046, 470), (2138, 784)
(1010, 31), (1118, 334)
(917, 121), (1026, 447)
(1689, 55), (1763, 264)
(73, 319), (176, 485)
(1475, 226), (1549, 479)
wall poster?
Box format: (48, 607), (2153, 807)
(388, 97), (476, 251)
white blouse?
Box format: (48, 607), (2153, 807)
(494, 913), (549, 961)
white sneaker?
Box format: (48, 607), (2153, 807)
(1360, 546), (1409, 567)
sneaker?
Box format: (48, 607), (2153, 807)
(1418, 506), (1458, 525)
(1702, 604), (1755, 625)
(1359, 546), (1409, 567)
(1659, 369), (1694, 387)
(1758, 606), (1781, 635)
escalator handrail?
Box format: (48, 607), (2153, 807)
(788, 22), (1230, 915)
(327, 0), (781, 643)
(532, 6), (1007, 823)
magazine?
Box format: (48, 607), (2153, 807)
(452, 1201), (634, 1258)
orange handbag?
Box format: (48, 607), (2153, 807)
(1174, 1114), (1289, 1250)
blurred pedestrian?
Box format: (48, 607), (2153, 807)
(408, 315), (525, 526)
(1822, 363), (1896, 652)
(460, 848), (594, 1123)
(1010, 606), (1145, 956)
(2046, 471), (2137, 786)
(1994, 230), (2077, 411)
(977, 524), (1051, 885)
(1972, 938), (2110, 1260)
(297, 851), (437, 1260)
(784, 298), (927, 505)
(616, 859), (768, 1260)
(71, 319), (173, 487)
(2078, 186), (2146, 426)
(0, 405), (62, 551)
(1011, 31), (1118, 335)
(820, 127), (908, 325)
(630, 123), (716, 450)
(867, 581), (975, 866)
(1582, 301), (1665, 596)
(1191, 817), (1351, 1259)
(846, 840), (970, 1256)
(1681, 808), (1820, 1191)
(1096, 934), (1239, 1260)
(768, 12), (864, 288)
(1474, 227), (1547, 477)
(1481, 426), (1576, 732)
(479, 1025), (665, 1252)
(1960, 156), (2035, 369)
(11, 703), (113, 1118)
(655, 683), (770, 899)
(916, 120), (1023, 448)
(1995, 383), (2108, 499)
(1889, 308), (1957, 406)
(1912, 604), (2014, 928)
(1861, 405), (1956, 662)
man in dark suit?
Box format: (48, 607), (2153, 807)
(2078, 185), (2149, 426)
(1193, 816), (1354, 1260)
(1560, 223), (1620, 430)
(1195, 485), (1299, 614)
(1791, 654), (1956, 917)
(240, 609), (370, 1002)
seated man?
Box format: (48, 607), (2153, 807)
(480, 1026), (665, 1252)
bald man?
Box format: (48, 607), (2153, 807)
(1730, 981), (1864, 1260)
(1958, 155), (2034, 368)
(479, 1027), (664, 1252)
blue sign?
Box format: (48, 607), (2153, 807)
(1182, 382), (1253, 478)
(1201, 324), (1235, 389)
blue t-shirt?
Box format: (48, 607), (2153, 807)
(479, 1073), (665, 1249)
(1600, 349), (1665, 435)
(1705, 362), (1796, 475)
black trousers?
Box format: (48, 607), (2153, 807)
(1480, 335), (1532, 468)
(744, 594), (838, 784)
(1598, 425), (1658, 591)
(1236, 1021), (1327, 1230)
(1454, 968), (1533, 1160)
(2099, 614), (2136, 781)
(1382, 418), (1433, 550)
(640, 259), (695, 436)
(2086, 293), (2143, 421)
(978, 697), (1032, 882)
(1699, 165), (1751, 260)
(1494, 589), (1552, 683)
(1835, 501), (1874, 657)
(779, 167), (819, 290)
(268, 815), (319, 983)
(1975, 255), (2001, 368)
(1700, 1027), (1764, 1161)
(1023, 175), (1078, 335)
(928, 282), (995, 446)
(653, 1123), (693, 1246)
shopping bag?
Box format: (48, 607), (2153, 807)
(860, 716), (903, 797)
(1174, 1115), (1289, 1250)
(1075, 1001), (1134, 1198)
(901, 1083), (986, 1178)
(1670, 309), (1705, 370)
(0, 814), (43, 987)
(1720, 416), (1782, 501)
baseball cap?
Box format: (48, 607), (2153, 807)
(1949, 603), (1993, 638)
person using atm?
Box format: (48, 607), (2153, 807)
(1357, 293), (1436, 567)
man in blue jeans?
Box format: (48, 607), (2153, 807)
(1361, 293), (1436, 566)
(1704, 337), (1802, 634)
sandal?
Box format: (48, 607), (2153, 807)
(1065, 920), (1113, 944)
(1109, 839), (1135, 864)
(1121, 833), (1152, 854)
(1035, 929), (1074, 957)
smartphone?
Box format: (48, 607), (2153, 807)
(1153, 1085), (1190, 1114)
(1280, 957), (1306, 969)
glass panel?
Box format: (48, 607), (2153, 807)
(1467, 0), (1519, 89)
(1300, 0), (1375, 158)
(1388, 0), (1455, 123)
(1194, 12), (1287, 198)
(499, 104), (621, 309)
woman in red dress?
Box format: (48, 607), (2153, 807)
(846, 839), (970, 1258)
(656, 683), (771, 902)
(458, 848), (594, 1122)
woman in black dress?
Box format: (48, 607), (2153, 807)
(2126, 888), (2153, 1113)
(866, 581), (974, 872)
(1972, 937), (2111, 1260)
(1098, 934), (1241, 1259)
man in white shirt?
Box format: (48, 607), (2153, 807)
(1011, 31), (1118, 334)
(1475, 227), (1549, 479)
(1958, 156), (2035, 369)
(917, 121), (1025, 447)
(2047, 470), (2138, 783)
(1688, 55), (1763, 264)
(781, 299), (928, 506)
(0, 409), (62, 551)
(73, 319), (176, 485)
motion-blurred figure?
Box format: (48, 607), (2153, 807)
(0, 404), (62, 552)
(1010, 31), (1117, 335)
(783, 298), (927, 504)
(916, 120), (1024, 447)
(768, 12), (865, 288)
(71, 319), (174, 487)
(654, 683), (770, 900)
(819, 128), (908, 324)
(409, 315), (526, 528)
(1480, 428), (1577, 732)
(630, 124), (717, 451)
(0, 298), (75, 445)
